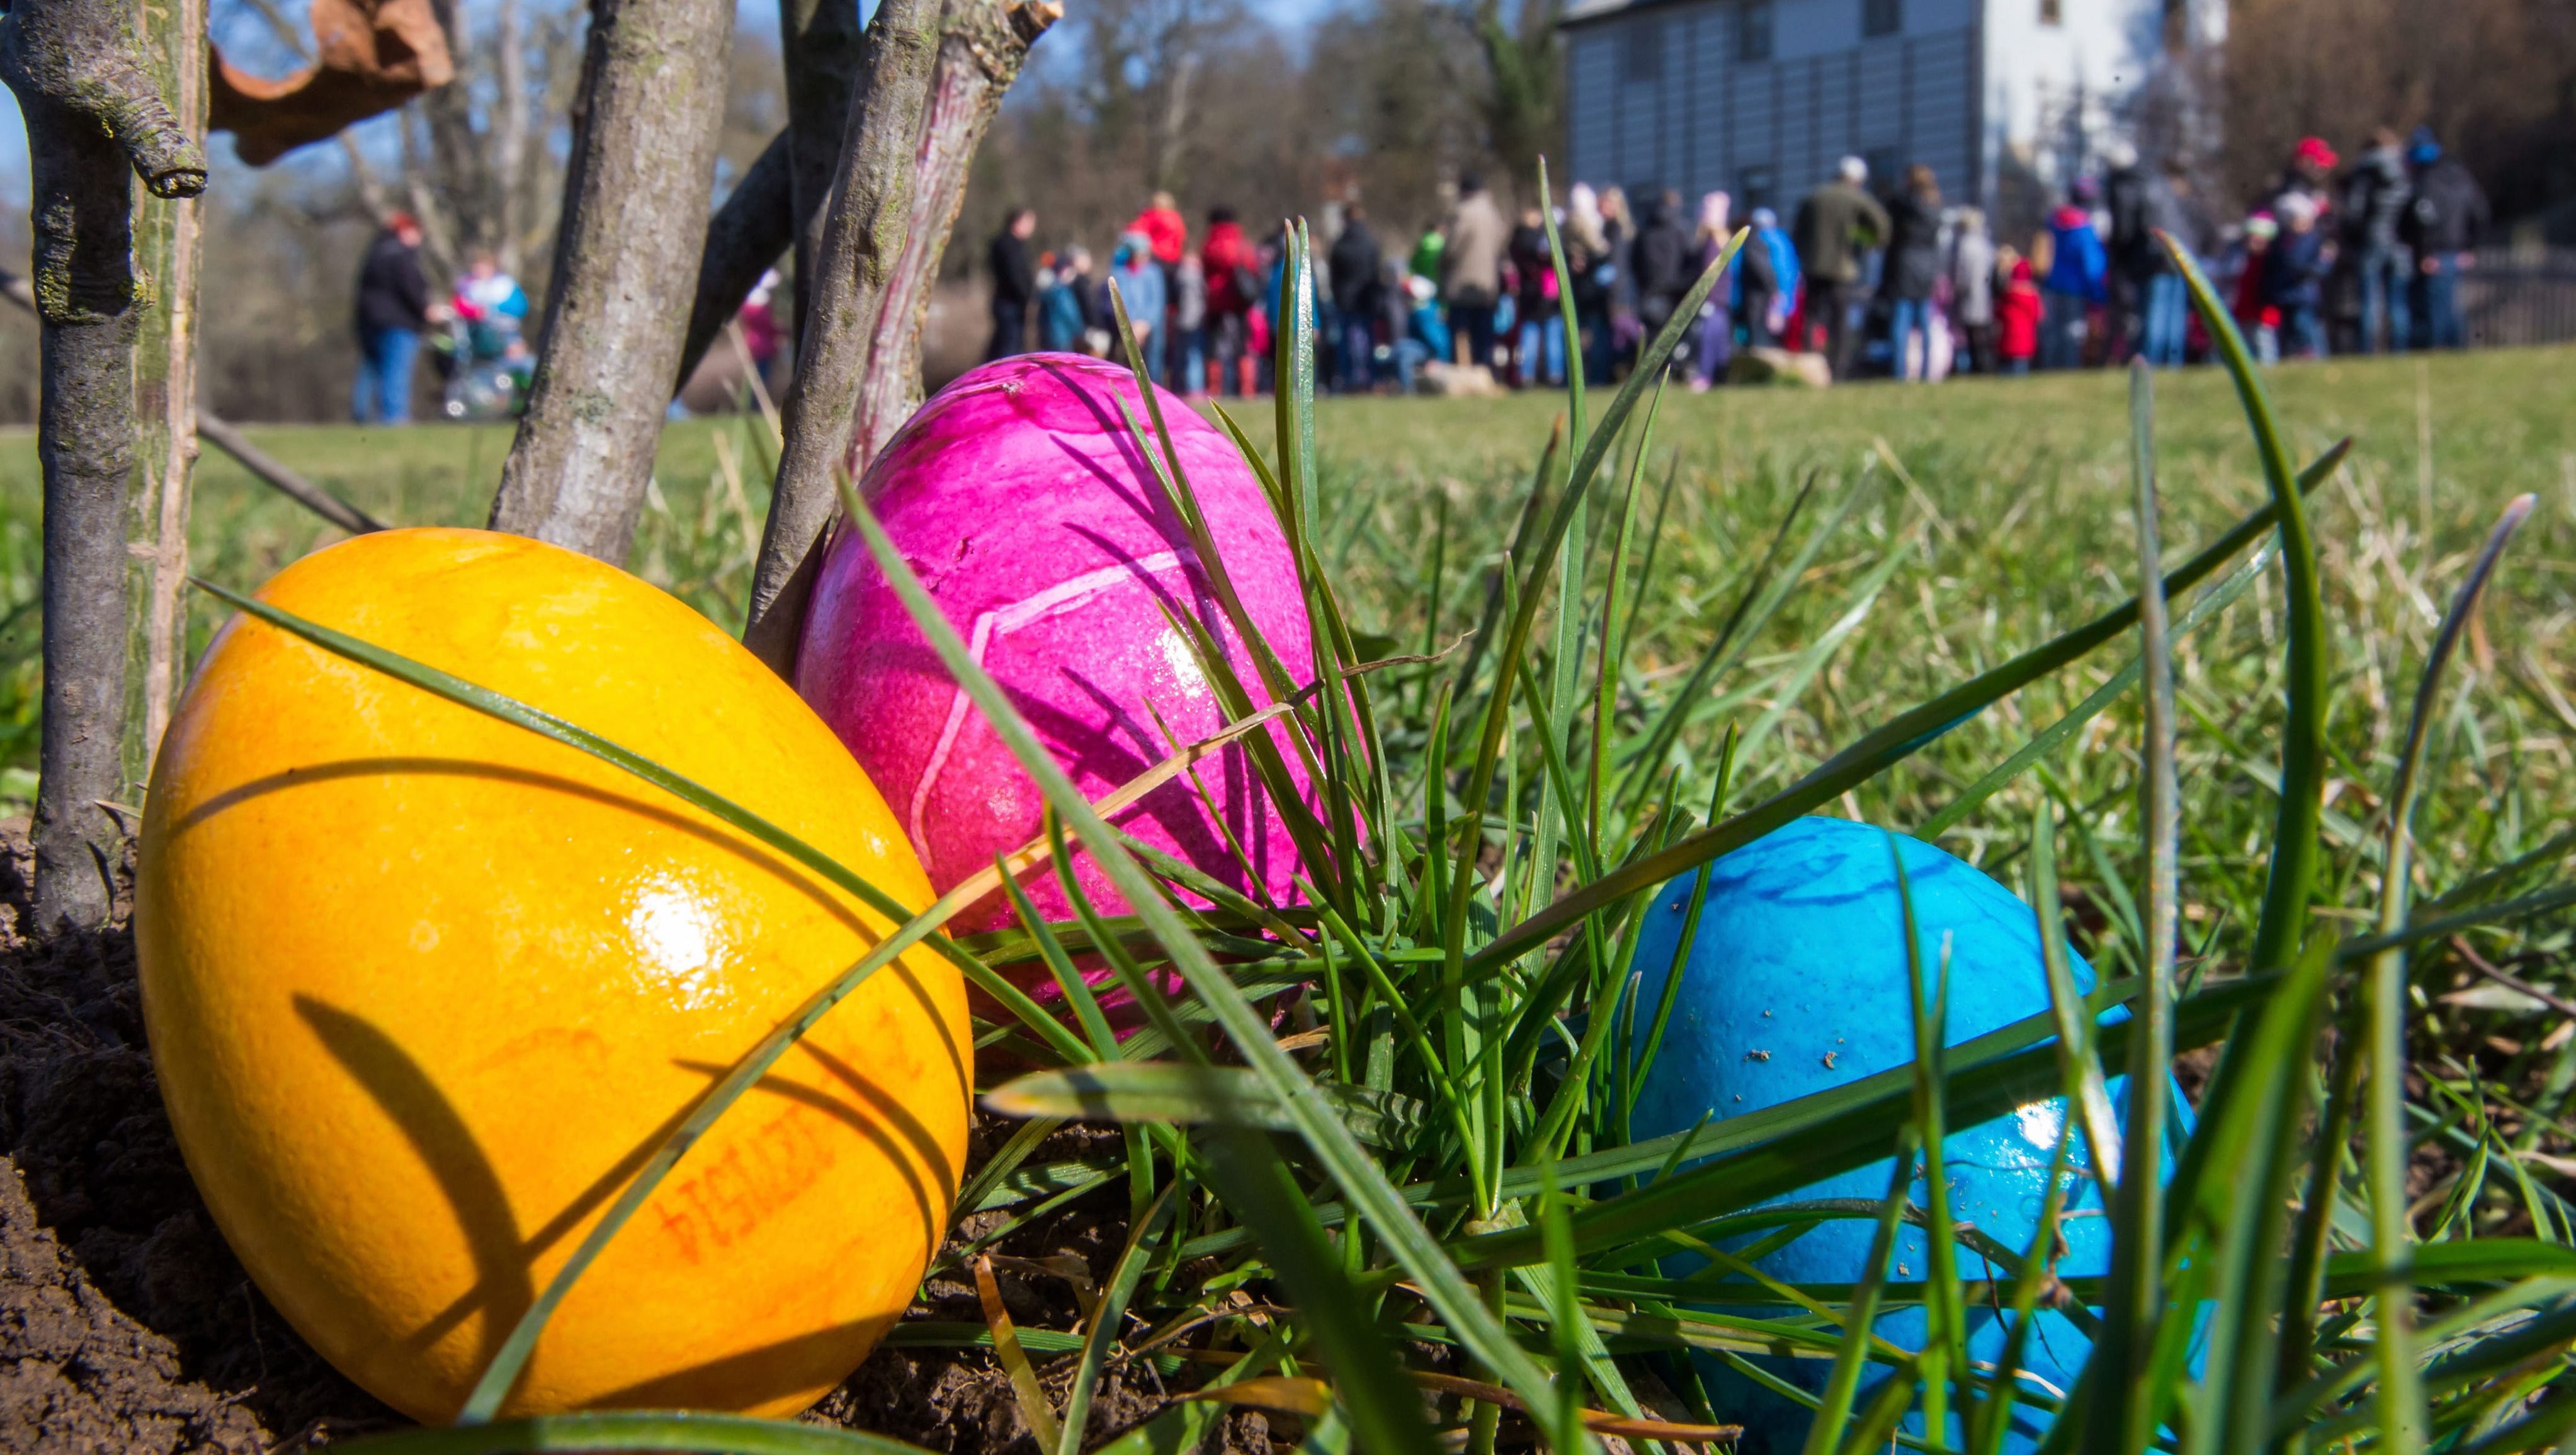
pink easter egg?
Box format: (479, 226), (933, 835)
(795, 353), (1315, 951)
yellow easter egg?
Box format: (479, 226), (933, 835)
(136, 528), (968, 1422)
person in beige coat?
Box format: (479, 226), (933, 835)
(1441, 173), (1508, 370)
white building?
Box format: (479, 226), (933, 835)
(1560, 0), (2223, 229)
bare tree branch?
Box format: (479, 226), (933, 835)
(1, 0), (210, 932)
(740, 0), (1057, 676)
(4, 268), (386, 538)
(198, 416), (389, 535)
(484, 0), (736, 562)
(777, 0), (866, 332)
(674, 127), (797, 393)
(492, 0), (530, 273)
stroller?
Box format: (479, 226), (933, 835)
(429, 314), (530, 422)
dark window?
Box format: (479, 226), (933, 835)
(1863, 0), (1900, 36)
(2038, 0), (2061, 24)
(1866, 147), (1903, 194)
(1624, 17), (1665, 81)
(1738, 165), (1777, 213)
(1737, 0), (1774, 61)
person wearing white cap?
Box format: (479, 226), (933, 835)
(1791, 156), (1889, 379)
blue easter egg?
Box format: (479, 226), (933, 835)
(1625, 816), (2191, 1453)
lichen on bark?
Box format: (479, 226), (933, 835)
(1, 0), (208, 931)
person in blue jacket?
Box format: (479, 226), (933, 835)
(1733, 208), (1800, 348)
(2040, 178), (2108, 370)
(1039, 247), (1094, 354)
(1107, 232), (1167, 381)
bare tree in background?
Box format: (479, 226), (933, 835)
(406, 0), (584, 277)
(2221, 0), (2576, 217)
(1467, 0), (1560, 191)
(483, 0), (737, 560)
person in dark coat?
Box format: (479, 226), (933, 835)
(985, 208), (1038, 361)
(1634, 189), (1693, 350)
(1564, 184), (1613, 383)
(2340, 127), (2415, 353)
(1507, 206), (1561, 387)
(2401, 127), (2488, 350)
(1791, 156), (1890, 378)
(353, 212), (436, 424)
(1329, 203), (1385, 392)
(1884, 166), (1943, 381)
(2101, 141), (2153, 353)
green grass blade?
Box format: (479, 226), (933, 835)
(838, 482), (1566, 1427)
(2164, 236), (2329, 973)
(1538, 156), (1587, 450)
(1893, 845), (1968, 1441)
(1470, 439), (2349, 977)
(1057, 1184), (1181, 1455)
(334, 1412), (941, 1454)
(1917, 537), (2271, 839)
(1732, 533), (1912, 768)
(2093, 360), (2178, 1455)
(1460, 972), (2289, 1270)
(2028, 807), (2123, 1200)
(1614, 468), (1848, 806)
(1802, 1129), (1922, 1455)
(2364, 492), (2539, 1452)
(1004, 852), (1119, 1063)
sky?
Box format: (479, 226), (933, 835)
(0, 0), (1337, 217)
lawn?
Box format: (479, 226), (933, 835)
(1, 344), (2569, 897)
(6, 339), (2575, 1449)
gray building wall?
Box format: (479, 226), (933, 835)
(1566, 0), (1983, 212)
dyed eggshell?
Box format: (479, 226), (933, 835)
(796, 353), (1314, 939)
(138, 529), (968, 1421)
(1627, 815), (2193, 1453)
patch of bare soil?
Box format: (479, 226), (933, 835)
(0, 820), (1230, 1455)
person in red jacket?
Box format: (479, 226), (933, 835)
(1131, 191), (1188, 268)
(1995, 250), (2041, 375)
(1201, 207), (1257, 396)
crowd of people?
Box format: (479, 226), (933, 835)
(349, 213), (545, 424)
(348, 216), (792, 425)
(984, 123), (2495, 395)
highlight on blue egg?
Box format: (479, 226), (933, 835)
(1624, 815), (2199, 1454)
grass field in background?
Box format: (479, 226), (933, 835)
(0, 345), (2567, 895)
(4, 337), (2575, 1447)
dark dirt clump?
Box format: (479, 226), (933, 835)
(0, 820), (1245, 1455)
(0, 821), (390, 1452)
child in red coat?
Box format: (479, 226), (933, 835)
(1995, 250), (2041, 375)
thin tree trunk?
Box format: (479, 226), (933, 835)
(0, 0), (207, 933)
(484, 0), (734, 562)
(493, 0), (530, 276)
(125, 0), (207, 795)
(739, 0), (1056, 677)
